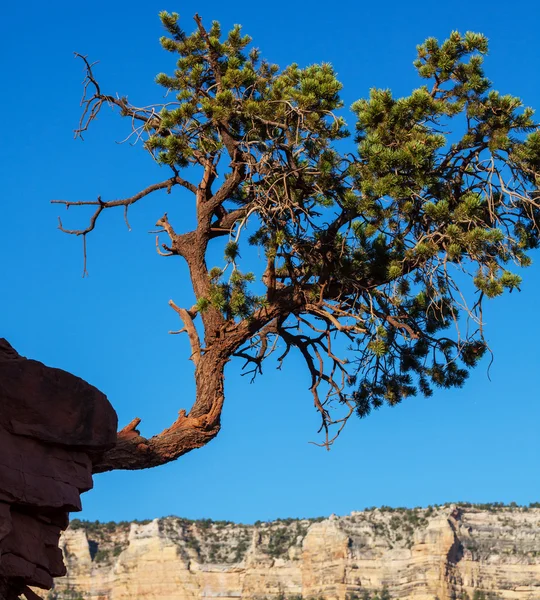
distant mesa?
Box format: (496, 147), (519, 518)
(38, 504), (540, 600)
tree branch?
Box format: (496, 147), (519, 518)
(52, 176), (196, 236)
(169, 300), (202, 366)
(74, 53), (163, 139)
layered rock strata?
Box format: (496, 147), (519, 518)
(44, 505), (540, 600)
(0, 340), (117, 600)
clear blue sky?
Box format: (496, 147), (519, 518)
(1, 0), (539, 524)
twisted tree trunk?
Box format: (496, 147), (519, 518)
(92, 348), (229, 473)
(91, 297), (292, 473)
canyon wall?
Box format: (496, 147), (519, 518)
(43, 505), (540, 600)
(0, 340), (117, 600)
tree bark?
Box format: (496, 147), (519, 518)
(91, 347), (228, 473)
(91, 299), (296, 474)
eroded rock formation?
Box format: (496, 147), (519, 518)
(43, 506), (540, 600)
(0, 340), (117, 600)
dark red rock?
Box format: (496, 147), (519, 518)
(0, 427), (92, 510)
(0, 340), (118, 598)
(2, 510), (66, 581)
(0, 505), (11, 546)
(0, 339), (117, 449)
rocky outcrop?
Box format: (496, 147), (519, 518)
(0, 340), (117, 600)
(43, 506), (540, 600)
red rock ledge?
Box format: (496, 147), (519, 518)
(0, 340), (117, 600)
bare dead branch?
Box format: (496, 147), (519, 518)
(169, 300), (202, 366)
(74, 53), (162, 139)
(52, 176), (196, 236)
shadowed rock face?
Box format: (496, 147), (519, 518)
(0, 340), (117, 600)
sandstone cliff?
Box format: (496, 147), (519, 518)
(42, 505), (540, 600)
(0, 340), (117, 600)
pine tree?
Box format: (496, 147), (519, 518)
(54, 15), (540, 472)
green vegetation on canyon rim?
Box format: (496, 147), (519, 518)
(67, 502), (540, 563)
(54, 13), (540, 475)
(68, 502), (540, 532)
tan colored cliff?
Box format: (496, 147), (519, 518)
(42, 506), (540, 600)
